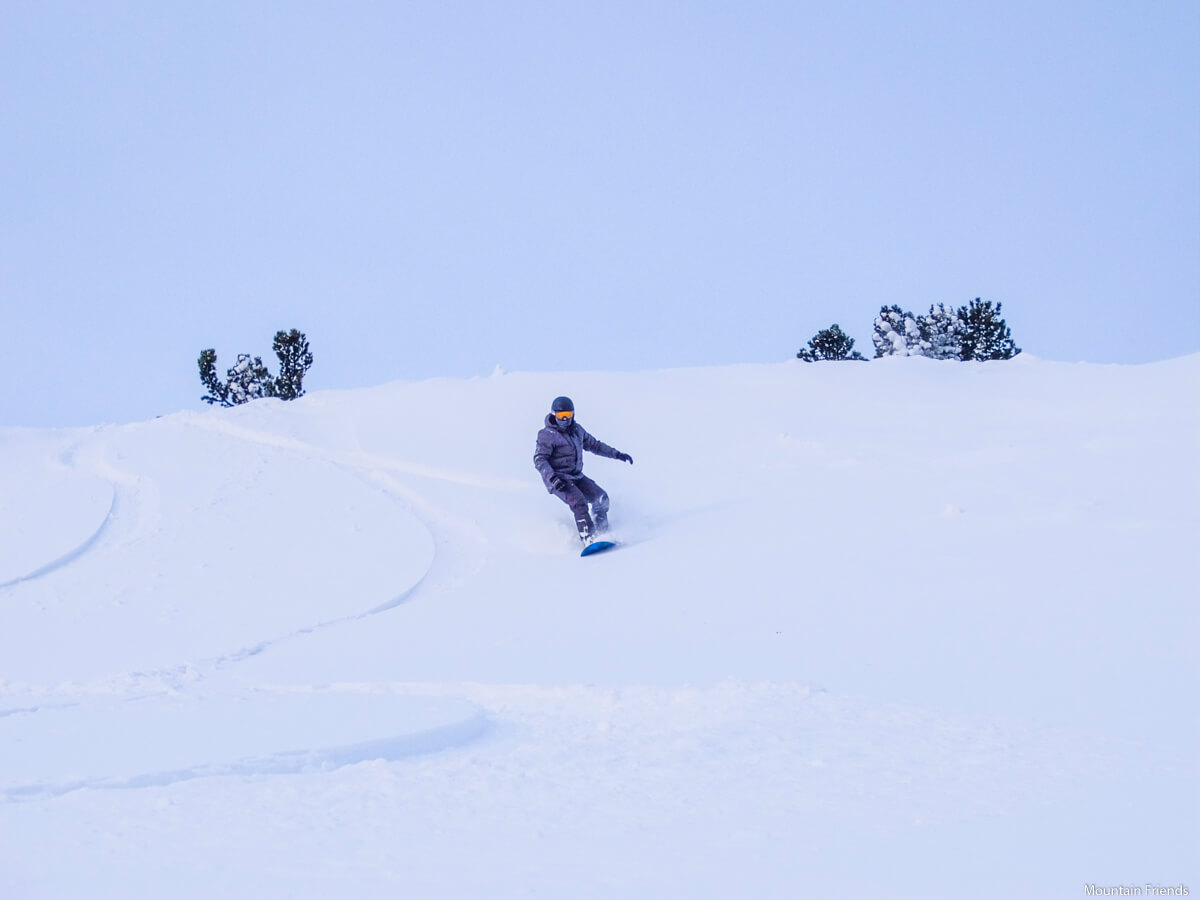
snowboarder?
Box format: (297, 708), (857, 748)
(534, 396), (633, 544)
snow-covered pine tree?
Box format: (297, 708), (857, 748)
(225, 354), (276, 405)
(796, 324), (866, 362)
(919, 303), (965, 360)
(198, 350), (277, 407)
(873, 306), (927, 357)
(272, 329), (313, 400)
(957, 298), (1020, 360)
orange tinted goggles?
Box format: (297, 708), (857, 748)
(554, 410), (574, 420)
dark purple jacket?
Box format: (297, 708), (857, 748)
(534, 414), (623, 491)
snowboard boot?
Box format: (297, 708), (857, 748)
(576, 519), (594, 546)
(593, 511), (609, 535)
(574, 507), (595, 544)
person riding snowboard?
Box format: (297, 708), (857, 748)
(534, 396), (633, 544)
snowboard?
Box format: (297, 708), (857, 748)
(580, 540), (617, 558)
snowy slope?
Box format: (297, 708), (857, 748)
(1, 357), (1196, 899)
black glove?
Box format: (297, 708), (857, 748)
(549, 473), (568, 491)
(616, 452), (633, 465)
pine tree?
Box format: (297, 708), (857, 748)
(957, 299), (1020, 360)
(797, 324), (866, 361)
(919, 303), (965, 360)
(225, 354), (276, 405)
(272, 329), (313, 400)
(873, 306), (926, 357)
(198, 349), (230, 406)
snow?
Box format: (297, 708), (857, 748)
(1, 356), (1196, 898)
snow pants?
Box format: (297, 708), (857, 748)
(551, 475), (609, 539)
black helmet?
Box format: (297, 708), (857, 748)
(551, 396), (575, 428)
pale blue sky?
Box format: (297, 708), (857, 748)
(3, 1), (1198, 427)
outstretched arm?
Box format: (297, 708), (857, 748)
(581, 427), (632, 464)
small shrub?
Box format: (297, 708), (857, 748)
(199, 330), (314, 407)
(797, 324), (866, 361)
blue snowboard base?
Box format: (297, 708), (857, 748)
(581, 540), (617, 557)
